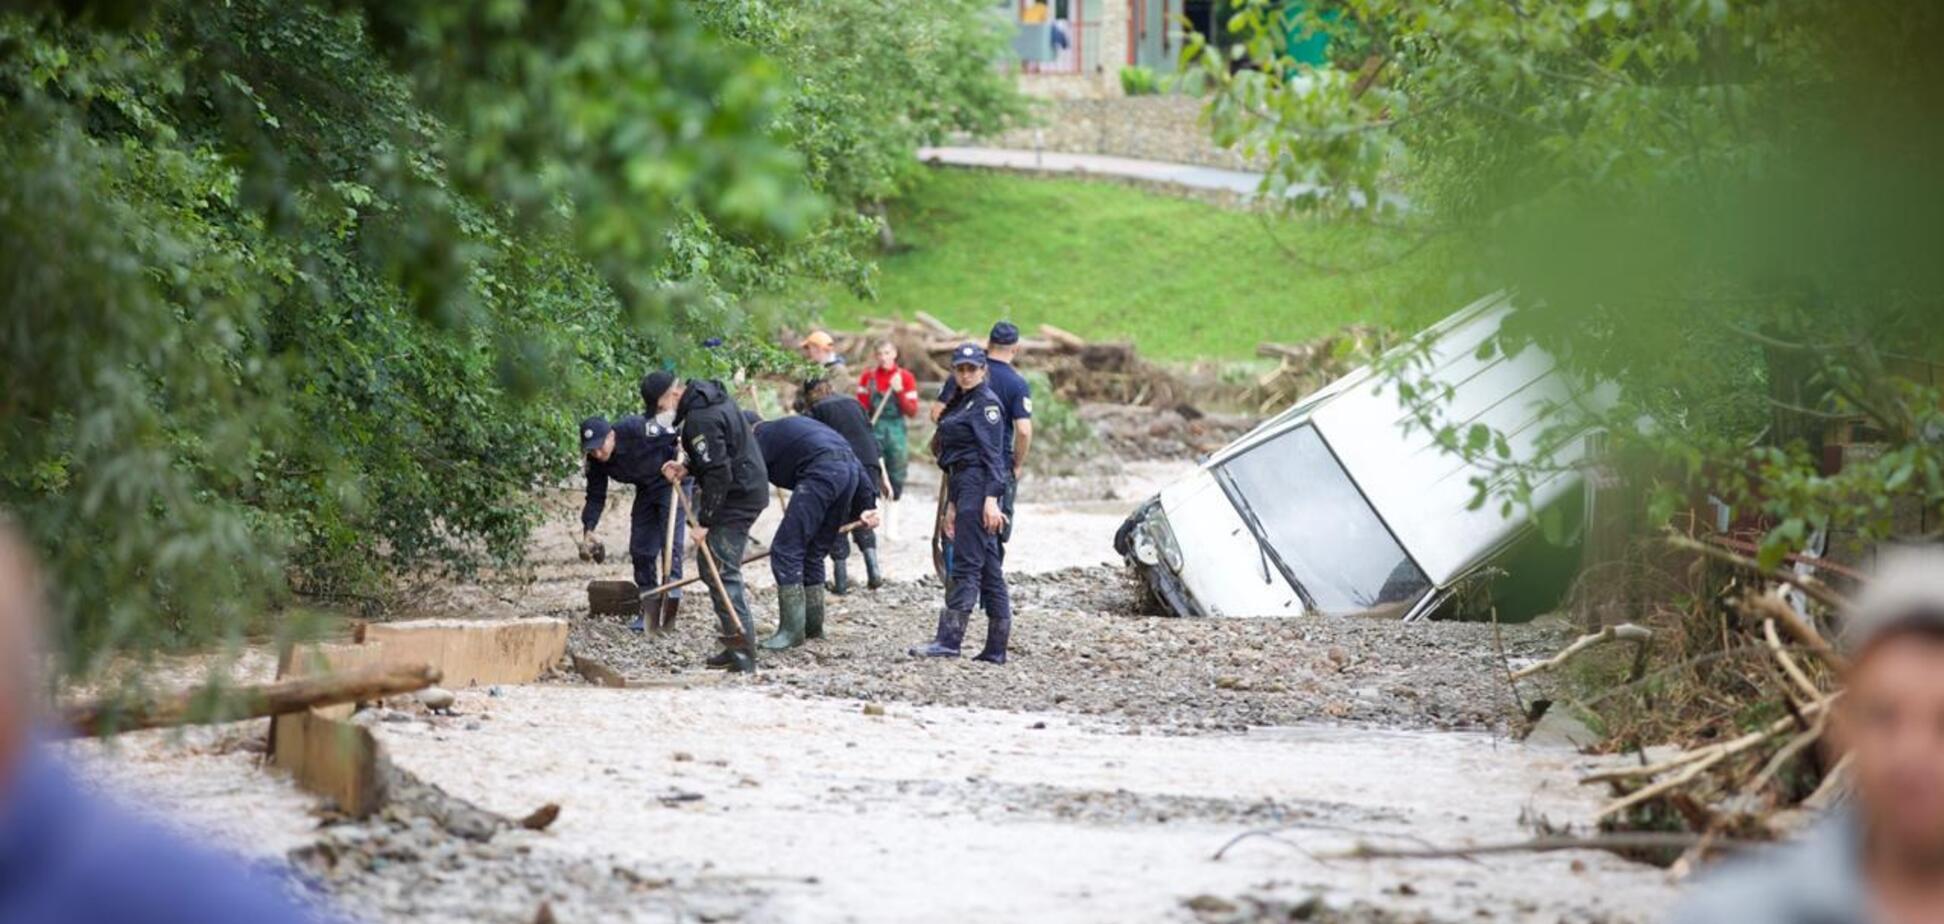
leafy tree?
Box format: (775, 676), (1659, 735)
(1188, 0), (1944, 564)
(0, 0), (1019, 683)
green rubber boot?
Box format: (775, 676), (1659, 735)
(761, 583), (807, 650)
(804, 584), (827, 640)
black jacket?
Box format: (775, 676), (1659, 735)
(673, 379), (768, 529)
(753, 416), (855, 490)
(805, 394), (882, 472)
(933, 382), (1008, 500)
(581, 415), (682, 533)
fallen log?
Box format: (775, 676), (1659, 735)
(1038, 323), (1087, 351)
(912, 311), (960, 337)
(65, 662), (442, 737)
(1509, 623), (1653, 681)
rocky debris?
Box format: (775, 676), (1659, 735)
(570, 653), (627, 688)
(289, 764), (765, 923)
(564, 566), (1564, 735)
(825, 777), (1405, 829)
(1081, 403), (1255, 462)
(1184, 894), (1449, 923)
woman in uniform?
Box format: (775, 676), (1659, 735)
(908, 344), (1013, 664)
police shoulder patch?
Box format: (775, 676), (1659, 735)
(1022, 396), (1034, 414)
(693, 434), (711, 461)
(983, 405), (1001, 425)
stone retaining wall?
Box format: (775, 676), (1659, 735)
(977, 94), (1266, 172)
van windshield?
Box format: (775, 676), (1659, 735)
(1215, 424), (1431, 618)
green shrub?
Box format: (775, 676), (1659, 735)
(1119, 65), (1160, 96)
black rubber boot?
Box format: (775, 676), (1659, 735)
(908, 608), (966, 658)
(863, 548), (884, 590)
(804, 585), (827, 640)
(825, 559), (850, 596)
(736, 608), (758, 673)
(972, 614), (1011, 665)
(761, 585), (807, 650)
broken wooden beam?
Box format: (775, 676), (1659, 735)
(64, 662), (442, 738)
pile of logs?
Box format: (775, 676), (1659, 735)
(827, 314), (1184, 408)
(1251, 324), (1390, 415)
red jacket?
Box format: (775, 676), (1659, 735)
(856, 365), (920, 419)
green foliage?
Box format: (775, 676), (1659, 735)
(1019, 371), (1099, 468)
(808, 169), (1458, 360)
(0, 0), (1019, 680)
(1189, 0), (1944, 562)
(1119, 65), (1161, 96)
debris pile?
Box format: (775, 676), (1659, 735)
(1079, 403), (1256, 461)
(1513, 532), (1857, 870)
(830, 314), (1190, 408)
(1250, 324), (1392, 415)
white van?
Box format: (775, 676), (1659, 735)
(1114, 294), (1609, 621)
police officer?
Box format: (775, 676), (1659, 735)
(909, 344), (1012, 664)
(640, 371), (769, 673)
(932, 322), (1032, 548)
(800, 376), (885, 592)
(578, 414), (686, 633)
(746, 411), (879, 649)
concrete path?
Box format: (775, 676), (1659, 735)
(917, 145), (1405, 211)
(919, 145), (1275, 197)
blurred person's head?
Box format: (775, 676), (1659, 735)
(986, 321), (1020, 362)
(799, 330), (836, 365)
(875, 342), (898, 370)
(640, 371), (683, 415)
(1833, 545), (1944, 871)
(0, 520), (45, 781)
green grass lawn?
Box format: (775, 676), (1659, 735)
(807, 169), (1463, 362)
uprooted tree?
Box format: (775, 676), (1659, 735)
(0, 0), (1019, 684)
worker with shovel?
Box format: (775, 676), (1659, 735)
(800, 376), (887, 591)
(642, 372), (769, 674)
(746, 410), (879, 649)
(577, 414), (686, 633)
(856, 340), (920, 505)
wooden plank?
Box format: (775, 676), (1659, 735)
(271, 710), (387, 817)
(362, 618), (569, 688)
(270, 637), (396, 816)
(269, 618), (566, 817)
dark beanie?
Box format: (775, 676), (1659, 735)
(639, 371), (677, 412)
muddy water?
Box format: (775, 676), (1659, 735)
(371, 684), (1674, 922)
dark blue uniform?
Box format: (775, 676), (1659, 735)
(938, 357), (1030, 543)
(582, 415), (686, 596)
(805, 393), (882, 566)
(0, 744), (316, 924)
(752, 416), (877, 588)
(931, 381), (1012, 659)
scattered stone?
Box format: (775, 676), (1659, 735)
(862, 703), (886, 717)
(1185, 894), (1238, 914)
(518, 803), (561, 832)
(416, 687), (456, 712)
